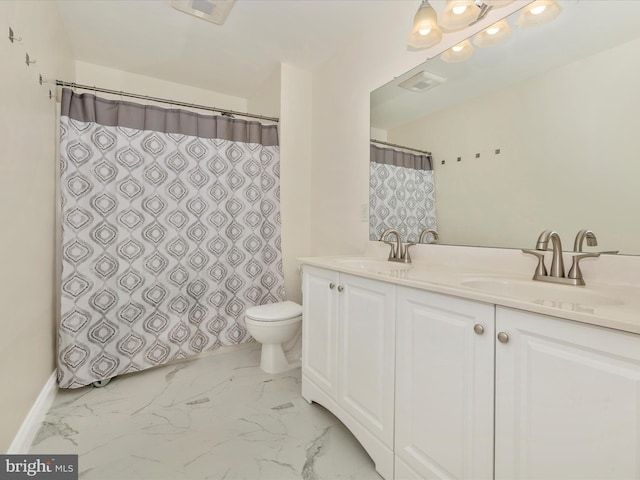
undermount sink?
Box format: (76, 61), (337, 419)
(336, 258), (412, 272)
(462, 278), (623, 309)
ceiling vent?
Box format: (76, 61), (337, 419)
(398, 71), (446, 93)
(171, 0), (236, 25)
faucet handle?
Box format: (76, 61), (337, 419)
(522, 249), (548, 278)
(567, 252), (601, 283)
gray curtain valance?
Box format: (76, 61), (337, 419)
(61, 88), (279, 147)
(370, 144), (432, 171)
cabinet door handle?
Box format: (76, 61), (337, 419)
(337, 285), (344, 292)
(497, 332), (509, 344)
(329, 282), (335, 289)
(473, 324), (485, 335)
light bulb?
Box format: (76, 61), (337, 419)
(473, 19), (511, 47)
(452, 5), (467, 14)
(531, 5), (546, 15)
(516, 0), (562, 28)
(419, 27), (431, 35)
(440, 39), (474, 62)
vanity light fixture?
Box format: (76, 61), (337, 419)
(472, 18), (512, 47)
(515, 0), (563, 28)
(440, 39), (475, 63)
(440, 0), (480, 32)
(408, 0), (443, 50)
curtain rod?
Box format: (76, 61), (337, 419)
(54, 80), (280, 123)
(371, 139), (431, 156)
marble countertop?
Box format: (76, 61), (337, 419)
(299, 247), (640, 336)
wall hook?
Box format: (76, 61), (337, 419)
(25, 53), (36, 66)
(8, 27), (22, 43)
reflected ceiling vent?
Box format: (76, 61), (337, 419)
(398, 71), (446, 93)
(171, 0), (236, 25)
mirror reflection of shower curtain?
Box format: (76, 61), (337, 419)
(57, 88), (283, 388)
(369, 144), (437, 242)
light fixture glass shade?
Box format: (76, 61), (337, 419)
(440, 39), (475, 63)
(440, 0), (478, 32)
(408, 0), (443, 49)
(482, 0), (515, 8)
(515, 0), (562, 28)
(472, 19), (512, 47)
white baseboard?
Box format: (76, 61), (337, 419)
(7, 372), (57, 454)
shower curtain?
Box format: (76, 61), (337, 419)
(369, 144), (437, 242)
(58, 89), (283, 388)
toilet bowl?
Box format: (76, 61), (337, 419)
(245, 301), (302, 374)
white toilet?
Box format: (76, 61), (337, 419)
(244, 301), (303, 374)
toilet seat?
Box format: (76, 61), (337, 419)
(245, 300), (302, 322)
(245, 316), (300, 327)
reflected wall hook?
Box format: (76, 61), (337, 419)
(25, 53), (36, 66)
(8, 27), (22, 43)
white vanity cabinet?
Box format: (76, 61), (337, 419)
(395, 287), (495, 480)
(301, 265), (396, 479)
(495, 307), (640, 479)
(300, 260), (640, 480)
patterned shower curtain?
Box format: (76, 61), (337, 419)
(58, 89), (284, 388)
(369, 144), (437, 242)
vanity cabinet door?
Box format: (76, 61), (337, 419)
(338, 273), (396, 448)
(495, 307), (640, 479)
(301, 266), (339, 397)
(395, 287), (495, 480)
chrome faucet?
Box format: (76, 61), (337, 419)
(418, 228), (439, 244)
(380, 228), (413, 263)
(523, 229), (600, 286)
(573, 229), (597, 252)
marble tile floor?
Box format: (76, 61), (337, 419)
(29, 344), (383, 480)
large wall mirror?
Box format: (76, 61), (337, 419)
(370, 0), (640, 255)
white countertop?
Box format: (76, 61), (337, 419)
(299, 244), (640, 335)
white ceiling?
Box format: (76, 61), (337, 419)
(55, 0), (413, 99)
